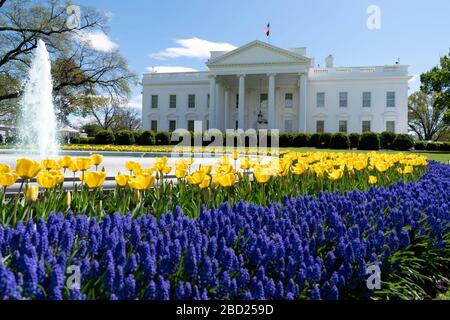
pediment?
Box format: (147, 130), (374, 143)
(207, 41), (310, 67)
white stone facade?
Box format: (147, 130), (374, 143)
(142, 40), (411, 134)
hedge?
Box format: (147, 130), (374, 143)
(138, 130), (156, 146)
(318, 132), (332, 149)
(391, 134), (414, 151)
(330, 132), (350, 149)
(114, 130), (135, 145)
(155, 131), (171, 146)
(94, 130), (115, 145)
(279, 133), (294, 148)
(358, 132), (380, 150)
(349, 133), (360, 149)
(380, 131), (396, 149)
(292, 133), (310, 148)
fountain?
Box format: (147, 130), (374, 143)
(17, 39), (59, 157)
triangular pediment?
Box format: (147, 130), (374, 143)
(207, 40), (310, 67)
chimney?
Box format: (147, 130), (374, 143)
(325, 54), (334, 68)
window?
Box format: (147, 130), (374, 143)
(362, 120), (371, 133)
(284, 119), (293, 132)
(170, 95), (177, 108)
(285, 93), (293, 108)
(260, 93), (268, 106)
(386, 121), (395, 133)
(151, 120), (157, 132)
(188, 94), (195, 109)
(151, 95), (158, 109)
(316, 120), (325, 133)
(339, 92), (348, 108)
(387, 91), (396, 107)
(363, 92), (371, 108)
(317, 92), (325, 107)
(339, 120), (348, 133)
(187, 120), (195, 132)
(235, 120), (239, 129)
(236, 94), (239, 108)
(207, 94), (210, 108)
(169, 120), (176, 131)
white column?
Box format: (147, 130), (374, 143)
(298, 73), (308, 132)
(215, 81), (222, 130)
(224, 89), (230, 130)
(268, 73), (276, 129)
(238, 74), (246, 129)
(209, 75), (216, 129)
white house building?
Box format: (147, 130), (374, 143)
(142, 40), (411, 134)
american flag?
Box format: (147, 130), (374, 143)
(263, 23), (270, 37)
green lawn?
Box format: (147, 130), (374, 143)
(282, 147), (450, 164)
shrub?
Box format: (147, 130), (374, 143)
(94, 130), (115, 145)
(133, 131), (142, 144)
(414, 141), (426, 151)
(70, 136), (80, 144)
(438, 142), (450, 151)
(279, 133), (294, 148)
(87, 137), (96, 144)
(155, 131), (171, 145)
(79, 137), (89, 144)
(292, 133), (310, 148)
(349, 133), (360, 149)
(309, 133), (321, 148)
(114, 130), (135, 145)
(138, 130), (156, 146)
(425, 142), (437, 151)
(330, 132), (350, 149)
(391, 134), (414, 151)
(358, 132), (380, 150)
(380, 131), (397, 149)
(318, 132), (332, 149)
(0, 133), (3, 143)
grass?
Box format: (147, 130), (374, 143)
(283, 147), (450, 164)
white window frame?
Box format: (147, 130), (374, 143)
(317, 92), (325, 108)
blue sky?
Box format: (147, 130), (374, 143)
(75, 0), (450, 108)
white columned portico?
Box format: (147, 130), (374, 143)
(298, 73), (308, 132)
(215, 81), (222, 130)
(209, 75), (216, 129)
(268, 73), (276, 129)
(238, 74), (246, 129)
(224, 89), (229, 130)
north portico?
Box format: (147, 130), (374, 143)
(142, 40), (411, 134)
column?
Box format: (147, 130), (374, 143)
(268, 73), (276, 129)
(238, 74), (246, 129)
(209, 75), (216, 129)
(298, 73), (308, 132)
(224, 89), (230, 130)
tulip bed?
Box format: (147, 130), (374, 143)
(0, 161), (449, 300)
(0, 152), (428, 224)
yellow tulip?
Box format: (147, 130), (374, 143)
(16, 158), (42, 179)
(125, 161), (141, 173)
(37, 170), (63, 189)
(253, 168), (272, 184)
(128, 174), (155, 190)
(90, 154), (103, 166)
(82, 171), (106, 189)
(187, 171), (206, 185)
(42, 159), (57, 170)
(368, 175), (378, 185)
(76, 158), (92, 171)
(199, 165), (212, 175)
(354, 160), (367, 171)
(25, 184), (39, 202)
(403, 166), (413, 174)
(58, 156), (73, 169)
(175, 168), (187, 179)
(218, 173), (236, 187)
(240, 157), (252, 170)
(375, 162), (389, 173)
(199, 175), (211, 189)
(0, 164), (12, 173)
(68, 162), (79, 173)
(162, 166), (172, 175)
(291, 162), (308, 175)
(232, 151), (239, 161)
(328, 169), (344, 181)
(0, 172), (18, 187)
(115, 172), (130, 187)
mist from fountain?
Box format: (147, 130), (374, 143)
(18, 39), (59, 157)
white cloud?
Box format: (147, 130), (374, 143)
(149, 37), (236, 60)
(76, 31), (119, 53)
(126, 95), (142, 109)
(146, 66), (198, 73)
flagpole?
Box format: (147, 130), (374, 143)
(268, 21), (271, 44)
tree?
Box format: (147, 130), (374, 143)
(408, 91), (449, 141)
(113, 107), (141, 131)
(0, 0), (136, 123)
